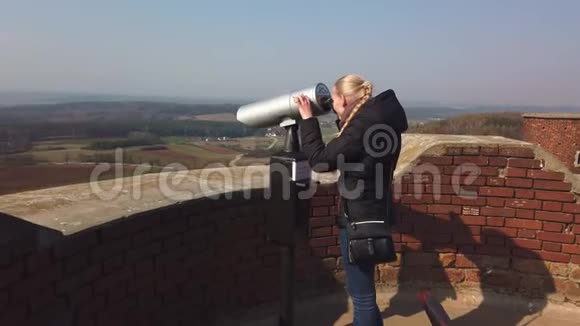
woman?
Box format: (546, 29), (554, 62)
(295, 74), (408, 326)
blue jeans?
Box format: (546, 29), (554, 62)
(339, 228), (383, 326)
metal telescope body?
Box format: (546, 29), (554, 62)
(236, 83), (333, 128)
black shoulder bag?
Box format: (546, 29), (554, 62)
(344, 162), (397, 265)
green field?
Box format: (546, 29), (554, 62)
(321, 127), (339, 143)
(0, 135), (280, 194)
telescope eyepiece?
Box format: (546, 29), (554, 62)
(320, 96), (333, 112)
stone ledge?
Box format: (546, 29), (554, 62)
(523, 113), (580, 120)
(1, 133), (578, 235)
(0, 166), (272, 235)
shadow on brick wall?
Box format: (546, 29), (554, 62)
(382, 209), (556, 325)
(285, 230), (349, 326)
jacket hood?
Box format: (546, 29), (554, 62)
(369, 89), (409, 133)
(335, 89), (409, 134)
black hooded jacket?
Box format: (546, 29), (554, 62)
(298, 89), (408, 227)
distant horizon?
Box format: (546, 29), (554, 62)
(2, 89), (580, 110)
(1, 1), (579, 107)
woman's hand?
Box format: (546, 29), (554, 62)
(293, 94), (313, 119)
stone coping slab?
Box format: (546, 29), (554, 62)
(0, 134), (577, 235)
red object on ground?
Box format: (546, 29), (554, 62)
(417, 291), (451, 326)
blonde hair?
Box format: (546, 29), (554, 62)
(335, 74), (373, 136)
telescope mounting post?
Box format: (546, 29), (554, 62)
(283, 121), (300, 153)
(280, 120), (297, 326)
(266, 118), (310, 326)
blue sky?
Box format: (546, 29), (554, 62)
(1, 0), (579, 106)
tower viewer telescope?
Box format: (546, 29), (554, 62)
(236, 83), (333, 128)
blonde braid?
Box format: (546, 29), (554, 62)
(337, 81), (373, 137)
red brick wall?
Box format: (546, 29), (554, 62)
(381, 145), (580, 306)
(0, 188), (345, 326)
(1, 145), (580, 325)
(306, 145), (580, 307)
(523, 115), (580, 173)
